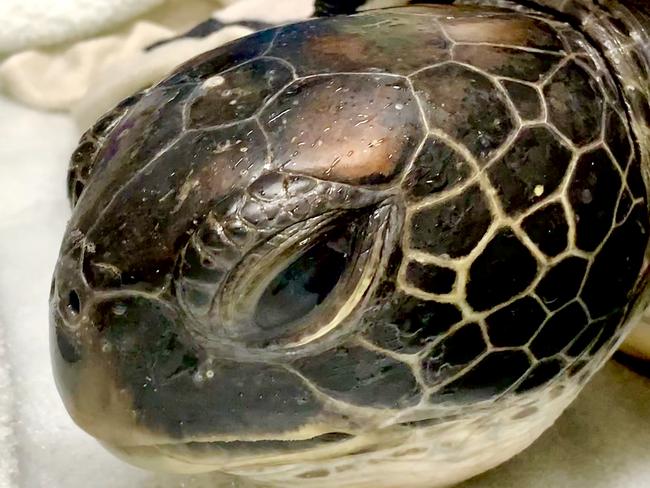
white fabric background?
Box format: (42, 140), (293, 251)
(1, 1), (650, 487)
(0, 0), (314, 129)
(0, 0), (166, 53)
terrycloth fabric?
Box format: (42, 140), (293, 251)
(0, 0), (167, 54)
(0, 0), (314, 131)
(0, 0), (228, 128)
(0, 320), (17, 488)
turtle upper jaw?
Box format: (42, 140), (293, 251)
(98, 381), (582, 486)
(53, 344), (366, 473)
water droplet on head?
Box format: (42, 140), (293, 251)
(203, 75), (225, 89)
(215, 139), (232, 153)
(112, 303), (127, 316)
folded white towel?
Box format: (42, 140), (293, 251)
(0, 0), (167, 54)
(0, 0), (314, 131)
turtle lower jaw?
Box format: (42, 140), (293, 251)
(102, 441), (247, 474)
(102, 442), (209, 474)
(99, 432), (367, 475)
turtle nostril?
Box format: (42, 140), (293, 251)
(68, 290), (81, 315)
(74, 180), (85, 202)
(49, 278), (56, 299)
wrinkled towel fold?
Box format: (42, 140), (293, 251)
(0, 0), (314, 131)
(0, 0), (167, 53)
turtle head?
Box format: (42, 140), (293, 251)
(50, 1), (650, 483)
(49, 30), (420, 470)
(50, 148), (407, 474)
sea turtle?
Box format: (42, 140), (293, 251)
(50, 1), (650, 487)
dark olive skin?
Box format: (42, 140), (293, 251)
(50, 2), (650, 486)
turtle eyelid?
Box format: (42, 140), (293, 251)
(253, 225), (352, 334)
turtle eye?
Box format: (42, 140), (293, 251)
(254, 228), (351, 332)
(215, 204), (395, 351)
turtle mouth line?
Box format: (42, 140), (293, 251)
(110, 432), (354, 454)
(113, 431), (354, 451)
(171, 431), (353, 452)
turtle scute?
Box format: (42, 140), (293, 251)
(261, 74), (424, 185)
(51, 5), (650, 487)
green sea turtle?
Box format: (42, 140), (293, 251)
(50, 1), (650, 486)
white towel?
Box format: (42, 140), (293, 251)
(0, 0), (166, 53)
(0, 320), (17, 488)
(0, 0), (314, 131)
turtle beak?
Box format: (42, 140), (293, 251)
(51, 303), (365, 475)
(50, 303), (173, 448)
